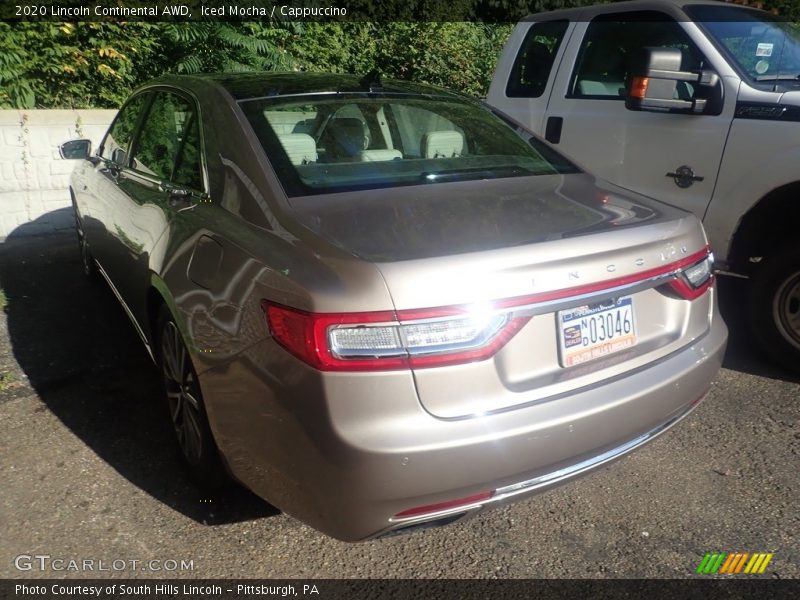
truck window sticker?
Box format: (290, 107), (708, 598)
(756, 42), (774, 57)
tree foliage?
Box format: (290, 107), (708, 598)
(160, 22), (295, 74)
(1, 19), (512, 108)
(371, 23), (512, 96)
(0, 21), (160, 108)
(4, 0), (800, 109)
(289, 22), (512, 97)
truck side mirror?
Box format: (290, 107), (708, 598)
(625, 47), (723, 116)
(59, 139), (92, 160)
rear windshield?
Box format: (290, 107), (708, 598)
(239, 93), (578, 197)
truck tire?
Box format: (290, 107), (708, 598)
(747, 244), (800, 374)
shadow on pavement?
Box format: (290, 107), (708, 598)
(0, 211), (796, 526)
(0, 210), (277, 525)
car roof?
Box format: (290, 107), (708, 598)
(521, 0), (766, 22)
(141, 72), (470, 102)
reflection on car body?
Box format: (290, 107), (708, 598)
(60, 72), (727, 541)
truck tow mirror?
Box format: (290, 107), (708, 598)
(625, 47), (723, 116)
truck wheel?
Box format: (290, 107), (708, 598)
(157, 306), (230, 489)
(747, 244), (800, 374)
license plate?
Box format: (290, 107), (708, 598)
(557, 297), (637, 367)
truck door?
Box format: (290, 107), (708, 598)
(542, 10), (736, 220)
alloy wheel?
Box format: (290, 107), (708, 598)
(161, 320), (203, 464)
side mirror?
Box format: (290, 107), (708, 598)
(59, 139), (92, 160)
(625, 47), (723, 116)
(111, 147), (127, 166)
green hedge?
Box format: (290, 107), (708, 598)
(2, 0), (797, 109)
(0, 21), (513, 108)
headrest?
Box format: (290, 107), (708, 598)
(422, 130), (464, 159)
(277, 133), (317, 165)
(326, 118), (369, 157)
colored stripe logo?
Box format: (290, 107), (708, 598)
(696, 552), (773, 574)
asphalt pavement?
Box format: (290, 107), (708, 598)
(0, 231), (797, 579)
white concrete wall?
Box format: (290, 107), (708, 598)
(0, 109), (116, 239)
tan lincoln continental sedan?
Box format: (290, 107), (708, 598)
(59, 72), (727, 541)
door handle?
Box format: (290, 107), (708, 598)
(545, 117), (563, 144)
(169, 188), (192, 206)
(167, 188), (197, 212)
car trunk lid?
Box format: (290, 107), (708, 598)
(288, 174), (713, 418)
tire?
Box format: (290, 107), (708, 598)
(74, 211), (98, 280)
(747, 244), (800, 374)
(157, 306), (229, 489)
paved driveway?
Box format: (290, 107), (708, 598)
(0, 232), (797, 579)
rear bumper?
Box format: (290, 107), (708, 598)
(380, 388), (705, 538)
(200, 309), (727, 542)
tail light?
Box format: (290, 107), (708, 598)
(263, 301), (530, 372)
(666, 250), (714, 300)
(263, 247), (714, 372)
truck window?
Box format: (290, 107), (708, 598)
(570, 11), (706, 99)
(506, 20), (568, 98)
(687, 5), (800, 87)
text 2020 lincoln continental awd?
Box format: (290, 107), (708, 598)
(59, 72), (727, 541)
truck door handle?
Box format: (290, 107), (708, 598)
(545, 117), (563, 144)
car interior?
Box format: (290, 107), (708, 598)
(265, 106), (466, 165)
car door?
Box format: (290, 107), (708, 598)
(108, 89), (206, 324)
(80, 93), (151, 280)
(542, 10), (737, 220)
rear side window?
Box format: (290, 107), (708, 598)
(172, 113), (203, 191)
(130, 91), (204, 190)
(571, 11), (706, 99)
(506, 20), (569, 98)
(99, 94), (148, 164)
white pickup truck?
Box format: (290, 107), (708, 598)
(487, 0), (800, 372)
